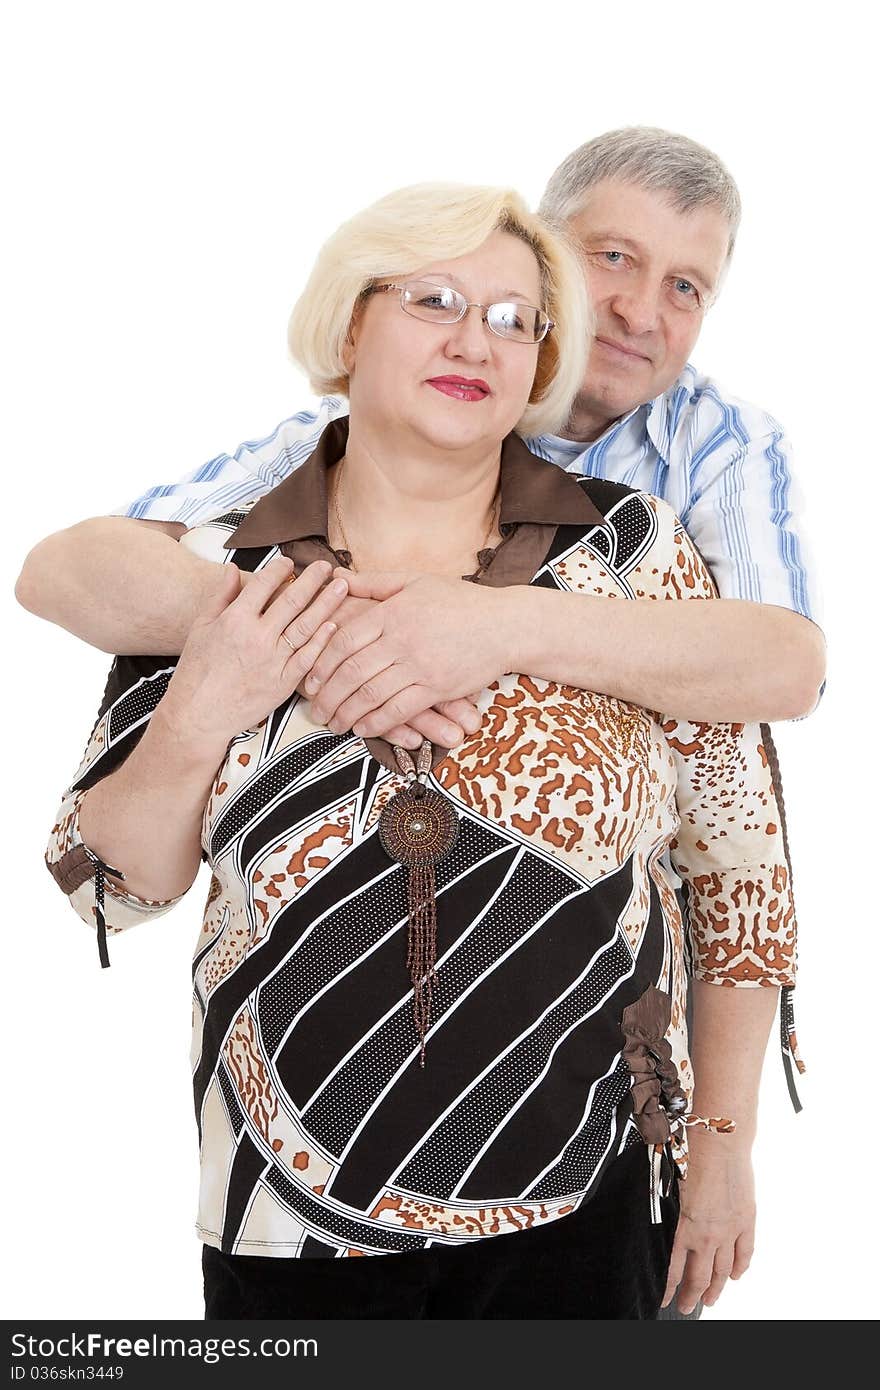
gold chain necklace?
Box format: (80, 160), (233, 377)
(330, 458), (500, 576)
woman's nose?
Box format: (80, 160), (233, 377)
(444, 305), (492, 360)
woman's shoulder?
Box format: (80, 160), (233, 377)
(177, 498), (265, 562)
(553, 479), (717, 602)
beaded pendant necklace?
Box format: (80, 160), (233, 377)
(331, 459), (498, 1065)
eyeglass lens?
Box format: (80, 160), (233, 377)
(400, 281), (548, 343)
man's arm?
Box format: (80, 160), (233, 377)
(17, 398), (347, 652)
(513, 418), (828, 719)
(15, 518), (478, 749)
(16, 518), (223, 655)
(16, 517), (825, 721)
(299, 420), (826, 729)
(508, 586), (825, 722)
(521, 408), (826, 723)
(305, 564), (825, 730)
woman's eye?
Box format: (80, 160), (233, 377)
(602, 250), (624, 264)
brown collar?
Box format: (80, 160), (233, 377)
(220, 417), (607, 777)
(223, 417), (605, 551)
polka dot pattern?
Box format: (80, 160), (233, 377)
(398, 934), (635, 1198)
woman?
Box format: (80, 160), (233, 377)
(45, 184), (797, 1319)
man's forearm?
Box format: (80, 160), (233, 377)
(15, 519), (224, 655)
(689, 980), (779, 1144)
(16, 520), (827, 723)
(508, 586), (825, 723)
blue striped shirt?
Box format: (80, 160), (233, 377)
(112, 364), (821, 626)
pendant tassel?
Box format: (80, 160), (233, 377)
(407, 859), (438, 1068)
(378, 739), (458, 1069)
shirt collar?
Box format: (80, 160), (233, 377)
(592, 400), (660, 459)
(577, 392), (671, 468)
(645, 393), (670, 463)
(536, 400), (658, 469)
(223, 416), (606, 550)
(645, 366), (699, 465)
(538, 367), (697, 471)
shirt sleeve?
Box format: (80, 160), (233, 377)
(665, 715), (797, 989)
(633, 499), (799, 990)
(680, 415), (824, 631)
(44, 653), (190, 962)
(107, 396), (349, 526)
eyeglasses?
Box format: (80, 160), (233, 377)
(366, 279), (554, 344)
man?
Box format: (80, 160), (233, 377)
(16, 127), (825, 1318)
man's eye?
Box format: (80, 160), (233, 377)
(673, 279), (697, 298)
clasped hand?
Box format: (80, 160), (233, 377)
(171, 557), (509, 751)
(307, 566), (509, 745)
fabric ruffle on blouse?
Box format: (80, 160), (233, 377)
(622, 985), (736, 1188)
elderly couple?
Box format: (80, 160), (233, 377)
(21, 126), (824, 1321)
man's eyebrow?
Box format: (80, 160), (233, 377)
(581, 233), (715, 292)
(582, 231), (643, 252)
(421, 271), (535, 300)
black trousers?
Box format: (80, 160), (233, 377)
(203, 1142), (679, 1320)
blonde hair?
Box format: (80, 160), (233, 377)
(287, 183), (591, 438)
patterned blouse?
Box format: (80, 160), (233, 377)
(46, 420), (801, 1258)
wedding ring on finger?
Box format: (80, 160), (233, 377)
(280, 632), (298, 653)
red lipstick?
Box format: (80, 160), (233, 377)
(427, 375), (490, 402)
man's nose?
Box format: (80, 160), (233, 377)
(608, 282), (661, 337)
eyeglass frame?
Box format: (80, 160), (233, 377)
(363, 280), (555, 344)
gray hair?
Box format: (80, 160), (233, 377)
(538, 126), (742, 263)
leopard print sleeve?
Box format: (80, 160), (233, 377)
(629, 496), (798, 990)
(664, 714), (797, 989)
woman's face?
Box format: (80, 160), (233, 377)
(344, 229), (545, 454)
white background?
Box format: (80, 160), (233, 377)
(3, 0), (876, 1322)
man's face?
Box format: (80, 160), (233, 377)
(566, 180), (731, 438)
